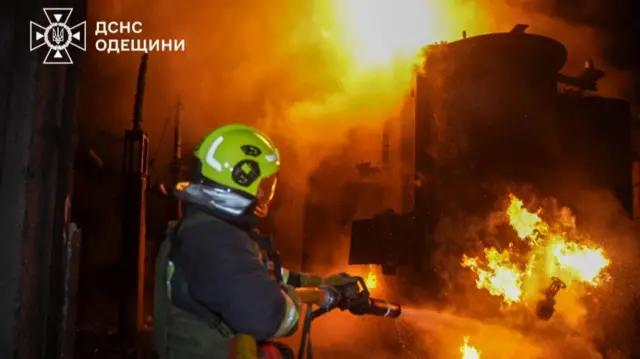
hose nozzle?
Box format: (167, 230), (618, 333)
(349, 298), (402, 318)
(369, 299), (402, 318)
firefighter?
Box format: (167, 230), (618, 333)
(153, 124), (357, 359)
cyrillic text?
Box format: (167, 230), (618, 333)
(95, 39), (185, 53)
(95, 21), (143, 35)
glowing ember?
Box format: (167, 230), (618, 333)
(461, 193), (610, 305)
(365, 265), (378, 289)
(460, 336), (480, 359)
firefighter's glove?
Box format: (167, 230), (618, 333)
(322, 273), (358, 287)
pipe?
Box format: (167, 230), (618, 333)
(295, 287), (334, 308)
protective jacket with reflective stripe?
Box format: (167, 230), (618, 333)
(153, 208), (299, 359)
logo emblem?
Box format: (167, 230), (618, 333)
(30, 8), (86, 65)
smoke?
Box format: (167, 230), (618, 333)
(77, 0), (637, 356)
(79, 0), (633, 237)
(479, 0), (634, 99)
(80, 0), (415, 262)
(81, 0), (399, 165)
(564, 189), (640, 354)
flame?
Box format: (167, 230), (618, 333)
(330, 0), (491, 90)
(332, 0), (451, 71)
(462, 194), (610, 305)
(365, 264), (378, 289)
(462, 249), (522, 304)
(548, 239), (609, 284)
(505, 193), (548, 244)
(331, 0), (494, 68)
(289, 0), (491, 124)
(270, 1), (499, 169)
(460, 336), (481, 359)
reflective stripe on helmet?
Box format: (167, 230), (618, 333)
(204, 135), (224, 172)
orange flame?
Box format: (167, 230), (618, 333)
(462, 249), (523, 304)
(505, 193), (548, 245)
(288, 0), (493, 129)
(460, 336), (481, 359)
(365, 265), (378, 289)
(462, 194), (610, 305)
(330, 0), (480, 71)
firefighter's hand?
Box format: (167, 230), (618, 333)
(322, 273), (358, 287)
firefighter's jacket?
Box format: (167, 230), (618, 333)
(153, 207), (322, 359)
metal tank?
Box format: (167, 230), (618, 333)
(417, 27), (568, 204)
(348, 25), (633, 296)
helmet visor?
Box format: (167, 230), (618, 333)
(254, 175), (277, 217)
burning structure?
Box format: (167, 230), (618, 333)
(341, 25), (634, 356)
(348, 25), (631, 285)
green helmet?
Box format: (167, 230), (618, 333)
(175, 124), (280, 218)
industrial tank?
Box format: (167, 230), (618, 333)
(349, 26), (632, 282)
(416, 30), (568, 197)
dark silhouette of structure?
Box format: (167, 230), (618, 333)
(0, 0), (87, 358)
(119, 54), (150, 341)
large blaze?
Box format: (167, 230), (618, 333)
(282, 0), (493, 130)
(461, 193), (610, 306)
(331, 0), (455, 71)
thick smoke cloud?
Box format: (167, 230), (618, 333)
(79, 0), (633, 205)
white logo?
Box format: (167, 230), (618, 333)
(30, 8), (86, 65)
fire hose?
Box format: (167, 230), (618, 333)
(235, 276), (402, 359)
(296, 276), (402, 359)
